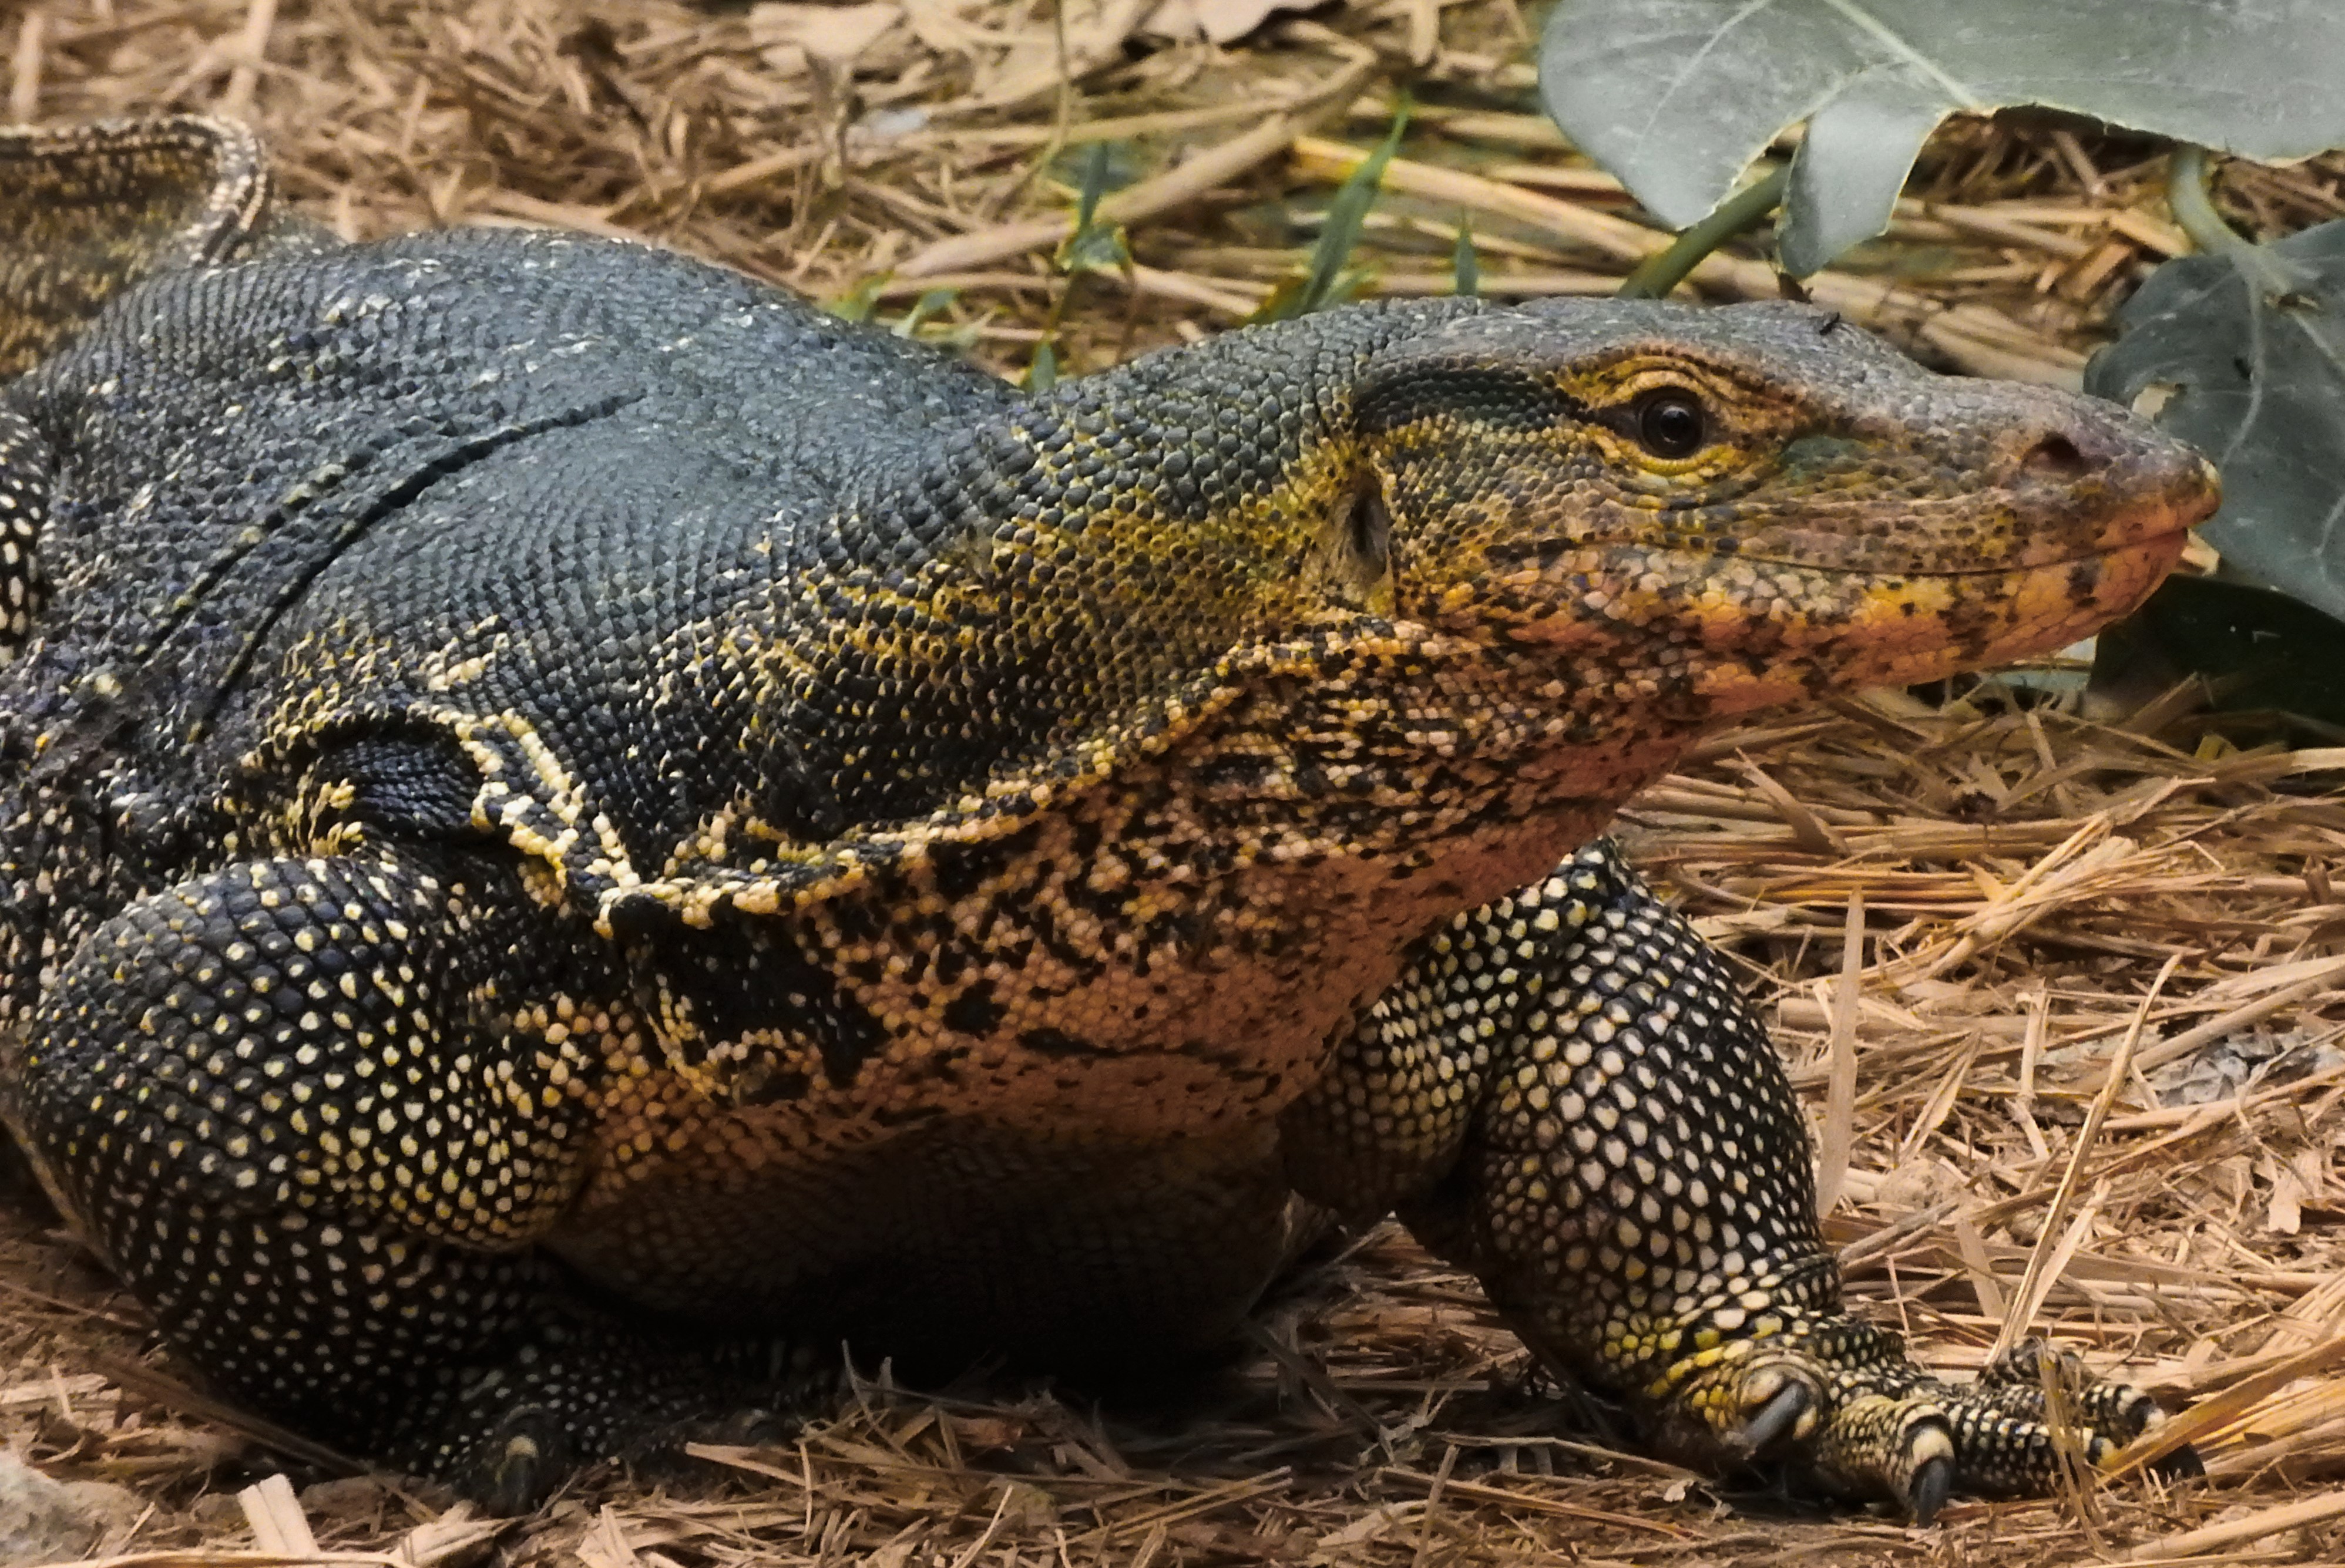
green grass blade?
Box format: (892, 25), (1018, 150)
(1278, 96), (1412, 321)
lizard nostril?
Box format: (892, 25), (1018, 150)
(2020, 432), (2089, 477)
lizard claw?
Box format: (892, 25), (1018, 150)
(479, 1410), (569, 1517)
(1904, 1448), (1954, 1526)
(1731, 1372), (1815, 1456)
(710, 1406), (797, 1446)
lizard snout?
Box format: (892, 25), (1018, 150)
(1994, 396), (2220, 554)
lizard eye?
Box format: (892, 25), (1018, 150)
(1634, 389), (1706, 459)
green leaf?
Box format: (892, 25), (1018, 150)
(1245, 263), (1379, 327)
(2086, 217), (2345, 624)
(1054, 218), (1133, 277)
(1538, 0), (2345, 277)
(1073, 140), (1114, 231)
(1246, 273), (1313, 325)
(890, 288), (959, 338)
(824, 272), (892, 322)
(1054, 143), (1135, 278)
(2092, 575), (2345, 735)
(1453, 219), (1480, 298)
(1026, 338), (1058, 392)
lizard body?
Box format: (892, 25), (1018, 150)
(0, 116), (2215, 1516)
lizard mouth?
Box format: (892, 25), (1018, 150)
(1730, 523), (2196, 581)
(1488, 524), (2193, 583)
(1667, 527), (2192, 696)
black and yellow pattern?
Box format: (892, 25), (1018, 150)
(0, 116), (327, 378)
(0, 119), (2215, 1517)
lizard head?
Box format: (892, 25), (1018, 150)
(1345, 298), (2216, 714)
(778, 297), (2212, 834)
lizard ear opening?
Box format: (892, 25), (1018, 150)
(1340, 469), (1392, 586)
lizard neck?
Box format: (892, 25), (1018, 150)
(757, 298), (1490, 836)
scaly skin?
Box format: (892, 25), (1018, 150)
(0, 117), (330, 381)
(0, 117), (2215, 1518)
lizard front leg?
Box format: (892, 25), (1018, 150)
(1280, 839), (2185, 1519)
(0, 848), (821, 1509)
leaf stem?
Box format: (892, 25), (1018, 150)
(1616, 163), (1788, 300)
(2167, 146), (2253, 259)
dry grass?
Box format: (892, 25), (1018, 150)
(8, 0), (2345, 1563)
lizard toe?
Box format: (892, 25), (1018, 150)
(661, 1401), (808, 1457)
(1802, 1352), (2197, 1512)
(1803, 1389), (1957, 1519)
(1981, 1337), (2173, 1441)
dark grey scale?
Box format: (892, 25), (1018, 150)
(0, 410), (49, 645)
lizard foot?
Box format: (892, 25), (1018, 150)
(397, 1327), (838, 1512)
(1657, 1325), (2192, 1520)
